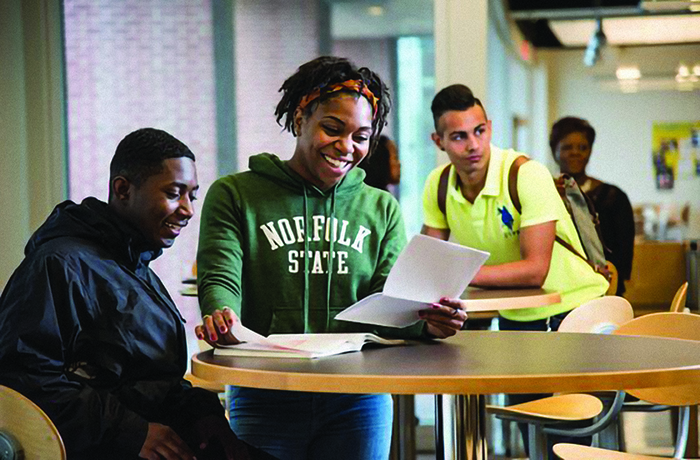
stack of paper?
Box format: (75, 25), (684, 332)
(335, 234), (490, 327)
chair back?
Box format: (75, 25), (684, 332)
(613, 312), (700, 406)
(670, 281), (689, 313)
(0, 385), (66, 459)
(558, 296), (634, 334)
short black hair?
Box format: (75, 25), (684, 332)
(549, 117), (596, 158)
(109, 128), (195, 192)
(358, 135), (394, 190)
(274, 56), (391, 153)
(431, 84), (487, 132)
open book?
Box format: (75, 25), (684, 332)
(334, 235), (490, 328)
(213, 332), (404, 359)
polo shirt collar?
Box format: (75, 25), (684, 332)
(481, 144), (504, 197)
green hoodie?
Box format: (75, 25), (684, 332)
(197, 153), (426, 339)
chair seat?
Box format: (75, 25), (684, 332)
(487, 393), (603, 422)
(554, 442), (696, 459)
(0, 386), (66, 459)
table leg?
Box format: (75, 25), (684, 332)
(434, 395), (487, 460)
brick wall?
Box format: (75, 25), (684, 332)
(233, 0), (321, 169)
(63, 0), (218, 354)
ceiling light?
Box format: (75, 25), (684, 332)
(616, 66), (642, 80)
(678, 64), (690, 77)
(693, 65), (700, 76)
(550, 15), (700, 46)
(367, 6), (384, 16)
(640, 0), (699, 12)
(583, 18), (606, 67)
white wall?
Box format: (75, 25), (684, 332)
(541, 45), (700, 238)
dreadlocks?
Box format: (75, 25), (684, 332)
(274, 56), (391, 154)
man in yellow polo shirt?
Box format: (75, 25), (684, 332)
(421, 84), (609, 452)
(422, 84), (608, 326)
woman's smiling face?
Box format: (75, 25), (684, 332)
(288, 92), (373, 190)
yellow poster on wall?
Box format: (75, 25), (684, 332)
(652, 121), (700, 190)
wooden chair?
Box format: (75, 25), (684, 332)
(0, 385), (66, 459)
(487, 296), (635, 459)
(617, 282), (696, 455)
(553, 312), (700, 460)
(670, 282), (689, 313)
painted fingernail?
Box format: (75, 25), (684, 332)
(432, 305), (441, 309)
(196, 333), (204, 340)
(219, 326), (226, 333)
(210, 333), (218, 341)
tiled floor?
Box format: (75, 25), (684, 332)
(413, 410), (682, 459)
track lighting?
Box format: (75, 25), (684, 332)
(583, 18), (607, 67)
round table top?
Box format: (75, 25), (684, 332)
(460, 287), (561, 312)
(192, 330), (700, 395)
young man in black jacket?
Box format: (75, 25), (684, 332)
(0, 128), (261, 460)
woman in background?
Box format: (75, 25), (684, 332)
(358, 135), (401, 198)
(550, 116), (635, 295)
(194, 56), (466, 460)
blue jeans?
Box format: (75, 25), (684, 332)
(227, 387), (393, 460)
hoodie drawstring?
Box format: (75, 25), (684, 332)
(325, 188), (337, 331)
(302, 187), (310, 333)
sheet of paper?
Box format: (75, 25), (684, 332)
(333, 292), (431, 327)
(335, 235), (490, 327)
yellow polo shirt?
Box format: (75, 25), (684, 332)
(422, 145), (609, 321)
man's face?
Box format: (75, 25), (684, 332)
(431, 105), (492, 175)
(120, 157), (199, 249)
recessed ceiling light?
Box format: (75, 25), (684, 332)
(616, 66), (642, 80)
(678, 64), (690, 77)
(367, 6), (384, 16)
(550, 15), (700, 46)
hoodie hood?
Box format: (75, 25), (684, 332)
(26, 198), (162, 267)
(249, 152), (367, 197)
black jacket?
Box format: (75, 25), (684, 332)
(587, 183), (635, 295)
(0, 198), (223, 459)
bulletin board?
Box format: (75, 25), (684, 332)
(652, 121), (700, 190)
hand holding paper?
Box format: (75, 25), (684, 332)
(335, 235), (490, 327)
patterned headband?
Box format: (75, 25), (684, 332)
(297, 79), (379, 117)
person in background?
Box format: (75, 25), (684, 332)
(421, 85), (609, 455)
(0, 128), (258, 460)
(550, 116), (635, 295)
(195, 56), (466, 460)
(358, 134), (401, 198)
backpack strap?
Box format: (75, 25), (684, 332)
(437, 164), (452, 216)
(509, 158), (611, 281)
(508, 155), (530, 214)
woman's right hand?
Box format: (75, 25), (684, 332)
(195, 307), (241, 347)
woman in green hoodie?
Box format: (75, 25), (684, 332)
(195, 56), (467, 459)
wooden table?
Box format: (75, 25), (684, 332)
(192, 329), (700, 460)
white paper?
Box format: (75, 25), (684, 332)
(335, 235), (490, 327)
(214, 330), (404, 359)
